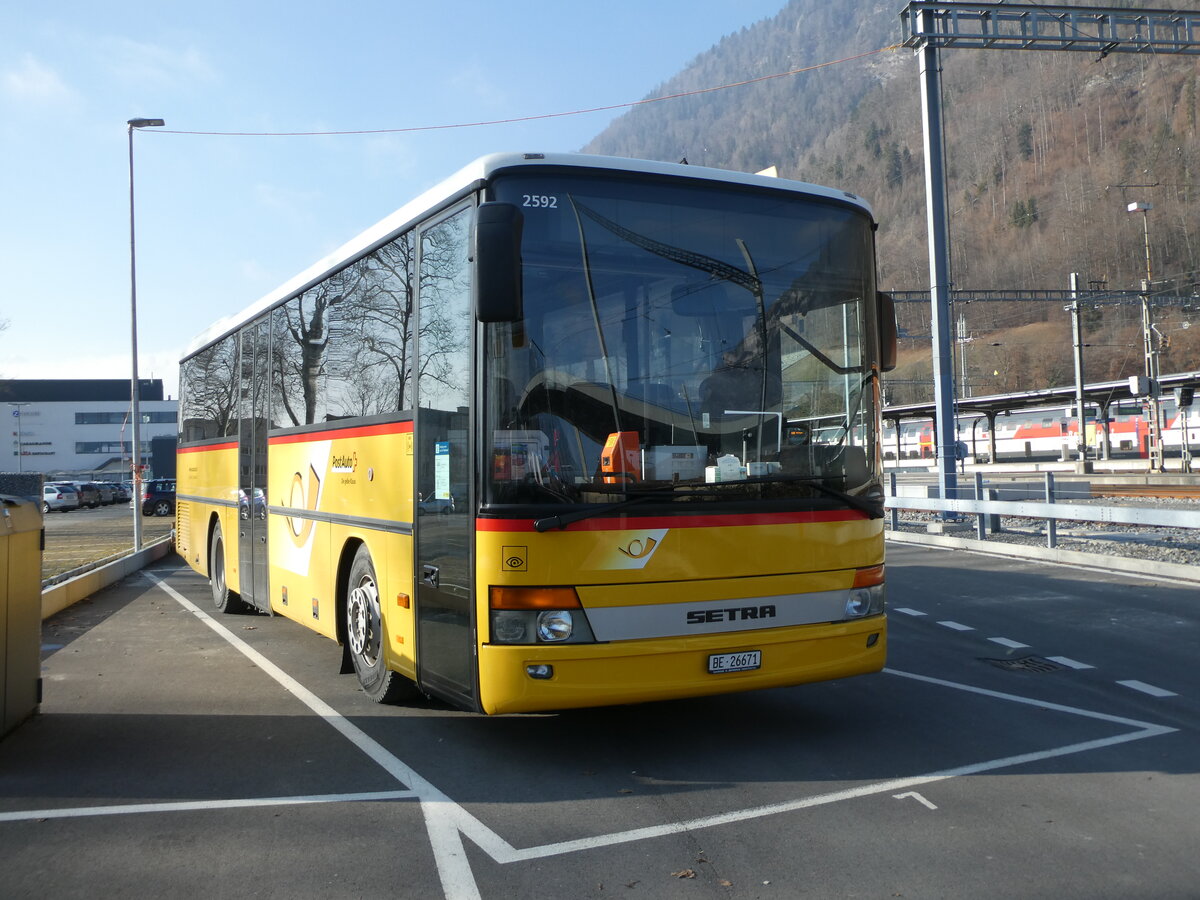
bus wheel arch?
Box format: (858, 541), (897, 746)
(341, 541), (411, 703)
(334, 539), (363, 675)
(208, 514), (247, 614)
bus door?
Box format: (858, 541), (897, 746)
(413, 206), (477, 708)
(237, 320), (271, 612)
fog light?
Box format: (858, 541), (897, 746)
(537, 610), (574, 642)
(526, 664), (554, 679)
(492, 610), (529, 643)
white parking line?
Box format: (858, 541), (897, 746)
(0, 791), (416, 824)
(1046, 656), (1095, 670)
(894, 607), (927, 616)
(144, 573), (490, 900)
(988, 637), (1031, 649)
(11, 571), (1173, 900)
(937, 621), (974, 631)
(1117, 680), (1178, 698)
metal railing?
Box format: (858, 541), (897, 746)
(886, 472), (1200, 548)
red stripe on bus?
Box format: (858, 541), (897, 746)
(268, 421), (414, 445)
(178, 442), (237, 453)
(476, 509), (866, 532)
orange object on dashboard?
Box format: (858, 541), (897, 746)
(600, 431), (641, 484)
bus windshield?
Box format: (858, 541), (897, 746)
(484, 174), (881, 511)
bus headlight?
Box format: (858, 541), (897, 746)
(488, 586), (597, 645)
(844, 584), (886, 619)
(537, 610), (574, 642)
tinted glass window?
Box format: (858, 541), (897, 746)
(326, 232), (415, 418)
(271, 288), (332, 426)
(180, 334), (239, 441)
(270, 231), (415, 427)
(484, 175), (879, 508)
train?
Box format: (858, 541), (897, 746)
(883, 400), (1199, 463)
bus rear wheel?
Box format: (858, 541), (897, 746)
(346, 545), (410, 703)
(210, 522), (248, 614)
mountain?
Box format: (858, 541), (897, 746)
(583, 0), (1200, 401)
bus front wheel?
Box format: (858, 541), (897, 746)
(346, 545), (410, 703)
(210, 522), (248, 614)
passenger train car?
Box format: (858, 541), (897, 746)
(883, 401), (1199, 463)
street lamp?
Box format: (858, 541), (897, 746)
(128, 116), (165, 549)
(1127, 200), (1165, 472)
(1127, 201), (1154, 285)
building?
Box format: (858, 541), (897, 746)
(1, 379), (178, 479)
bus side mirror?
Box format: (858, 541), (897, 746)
(878, 291), (898, 372)
(473, 202), (524, 323)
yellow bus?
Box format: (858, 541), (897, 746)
(176, 153), (897, 714)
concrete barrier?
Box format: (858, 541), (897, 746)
(41, 537), (175, 620)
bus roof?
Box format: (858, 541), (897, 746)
(182, 152), (875, 360)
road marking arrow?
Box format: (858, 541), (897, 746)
(893, 791), (938, 810)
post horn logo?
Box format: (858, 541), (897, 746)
(617, 536), (658, 560)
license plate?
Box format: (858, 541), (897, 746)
(707, 650), (761, 674)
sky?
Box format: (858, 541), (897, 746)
(1, 1), (787, 398)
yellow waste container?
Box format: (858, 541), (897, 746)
(1, 494), (43, 738)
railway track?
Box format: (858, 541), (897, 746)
(1089, 482), (1200, 501)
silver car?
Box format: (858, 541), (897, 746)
(43, 483), (80, 513)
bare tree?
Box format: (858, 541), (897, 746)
(180, 337), (239, 439)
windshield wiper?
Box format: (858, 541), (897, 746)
(532, 486), (722, 532)
(744, 473), (884, 519)
(533, 474), (882, 531)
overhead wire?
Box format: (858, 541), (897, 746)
(152, 45), (903, 137)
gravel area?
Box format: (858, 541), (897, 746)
(889, 495), (1200, 569)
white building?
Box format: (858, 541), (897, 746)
(2, 379), (178, 479)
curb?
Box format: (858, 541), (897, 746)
(887, 529), (1200, 585)
(42, 537), (175, 620)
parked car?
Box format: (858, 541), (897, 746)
(141, 479), (176, 517)
(100, 482), (129, 502)
(72, 482), (101, 509)
(418, 493), (455, 515)
(94, 482), (116, 505)
(43, 483), (80, 513)
(238, 487), (266, 520)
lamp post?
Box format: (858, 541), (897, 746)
(1067, 273), (1092, 472)
(1127, 200), (1165, 472)
(128, 117), (165, 549)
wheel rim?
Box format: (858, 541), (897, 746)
(213, 538), (226, 596)
(156, 501), (170, 516)
(347, 574), (381, 666)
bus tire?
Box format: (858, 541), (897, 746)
(210, 522), (248, 614)
(346, 545), (410, 704)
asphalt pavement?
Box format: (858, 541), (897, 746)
(1, 548), (1196, 899)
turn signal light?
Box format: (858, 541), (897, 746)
(490, 586), (581, 610)
(852, 565), (885, 588)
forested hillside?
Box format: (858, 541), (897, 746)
(583, 0), (1200, 400)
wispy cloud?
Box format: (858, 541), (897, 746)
(253, 182), (321, 218)
(102, 36), (217, 89)
(448, 64), (509, 112)
(1, 54), (77, 104)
